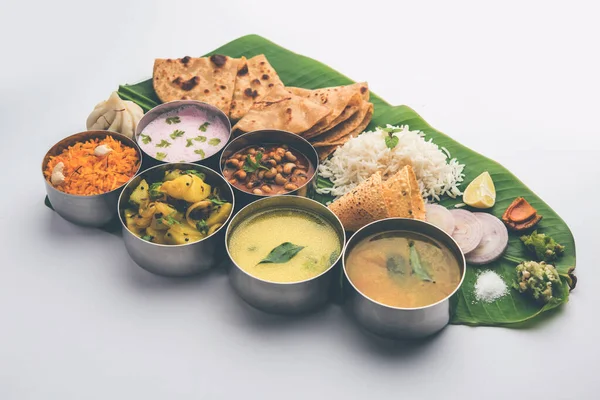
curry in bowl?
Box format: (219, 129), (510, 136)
(222, 144), (315, 196)
(122, 168), (233, 245)
(228, 208), (341, 283)
(345, 230), (462, 308)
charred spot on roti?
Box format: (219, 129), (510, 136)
(360, 86), (367, 94)
(261, 74), (269, 80)
(244, 88), (259, 98)
(268, 83), (274, 87)
(181, 76), (200, 91)
(252, 78), (261, 85)
(237, 64), (249, 76)
(172, 77), (182, 84)
(204, 89), (210, 94)
(210, 54), (227, 67)
(260, 61), (265, 65)
(220, 85), (226, 90)
(181, 56), (191, 64)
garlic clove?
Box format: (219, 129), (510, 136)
(51, 162), (65, 185)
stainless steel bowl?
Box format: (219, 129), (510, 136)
(219, 129), (319, 207)
(135, 100), (232, 167)
(118, 163), (235, 277)
(42, 130), (142, 227)
(225, 196), (346, 314)
(343, 218), (466, 339)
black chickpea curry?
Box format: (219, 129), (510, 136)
(123, 169), (233, 245)
(222, 144), (314, 195)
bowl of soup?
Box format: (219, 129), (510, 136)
(219, 130), (318, 207)
(225, 196), (345, 314)
(343, 218), (466, 339)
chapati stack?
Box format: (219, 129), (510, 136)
(153, 54), (373, 160)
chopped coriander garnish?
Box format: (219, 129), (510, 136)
(186, 138), (194, 147)
(156, 152), (167, 161)
(156, 139), (171, 148)
(166, 116), (181, 125)
(243, 152), (269, 173)
(208, 138), (221, 146)
(140, 134), (152, 144)
(159, 214), (181, 227)
(185, 170), (206, 180)
(196, 219), (209, 234)
(194, 149), (206, 159)
(210, 198), (227, 206)
(198, 122), (210, 132)
(194, 135), (207, 142)
(169, 130), (185, 140)
(141, 234), (154, 242)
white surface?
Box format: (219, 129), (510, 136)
(2, 0), (599, 398)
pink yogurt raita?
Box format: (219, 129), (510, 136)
(138, 105), (230, 162)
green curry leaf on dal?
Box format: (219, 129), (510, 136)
(258, 242), (306, 265)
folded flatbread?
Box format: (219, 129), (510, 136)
(153, 55), (241, 115)
(311, 102), (373, 147)
(231, 85), (331, 134)
(288, 82), (369, 139)
(230, 55), (284, 120)
(327, 172), (389, 232)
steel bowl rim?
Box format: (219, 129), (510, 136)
(117, 162), (235, 248)
(42, 130), (143, 199)
(218, 129), (319, 199)
(134, 100), (232, 164)
(225, 195), (346, 286)
(342, 217), (467, 311)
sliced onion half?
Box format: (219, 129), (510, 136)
(465, 213), (509, 265)
(425, 204), (456, 235)
(449, 209), (483, 254)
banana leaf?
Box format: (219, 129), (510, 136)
(115, 34), (576, 326)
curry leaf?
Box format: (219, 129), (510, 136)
(258, 242), (305, 265)
(242, 152), (269, 173)
(386, 255), (407, 275)
(409, 241), (434, 282)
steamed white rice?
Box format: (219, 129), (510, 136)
(316, 125), (465, 201)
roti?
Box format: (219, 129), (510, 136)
(153, 55), (241, 115)
(311, 102), (373, 147)
(231, 85), (331, 134)
(288, 82), (368, 138)
(230, 55), (284, 120)
(327, 172), (389, 232)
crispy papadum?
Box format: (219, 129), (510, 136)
(153, 55), (241, 115)
(230, 55), (284, 120)
(327, 172), (389, 232)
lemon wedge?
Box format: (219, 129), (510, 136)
(463, 171), (496, 208)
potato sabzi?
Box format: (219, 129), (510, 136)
(124, 169), (232, 245)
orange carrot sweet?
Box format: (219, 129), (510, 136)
(44, 136), (139, 196)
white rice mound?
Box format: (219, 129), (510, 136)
(317, 125), (465, 201)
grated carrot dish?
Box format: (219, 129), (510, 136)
(44, 136), (140, 196)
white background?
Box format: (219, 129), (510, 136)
(2, 0), (599, 398)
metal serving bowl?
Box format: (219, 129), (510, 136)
(219, 129), (319, 208)
(118, 163), (235, 277)
(343, 218), (466, 339)
(225, 196), (346, 314)
(42, 130), (142, 227)
(135, 100), (232, 169)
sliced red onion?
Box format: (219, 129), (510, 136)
(425, 204), (456, 235)
(449, 209), (483, 254)
(465, 213), (509, 265)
